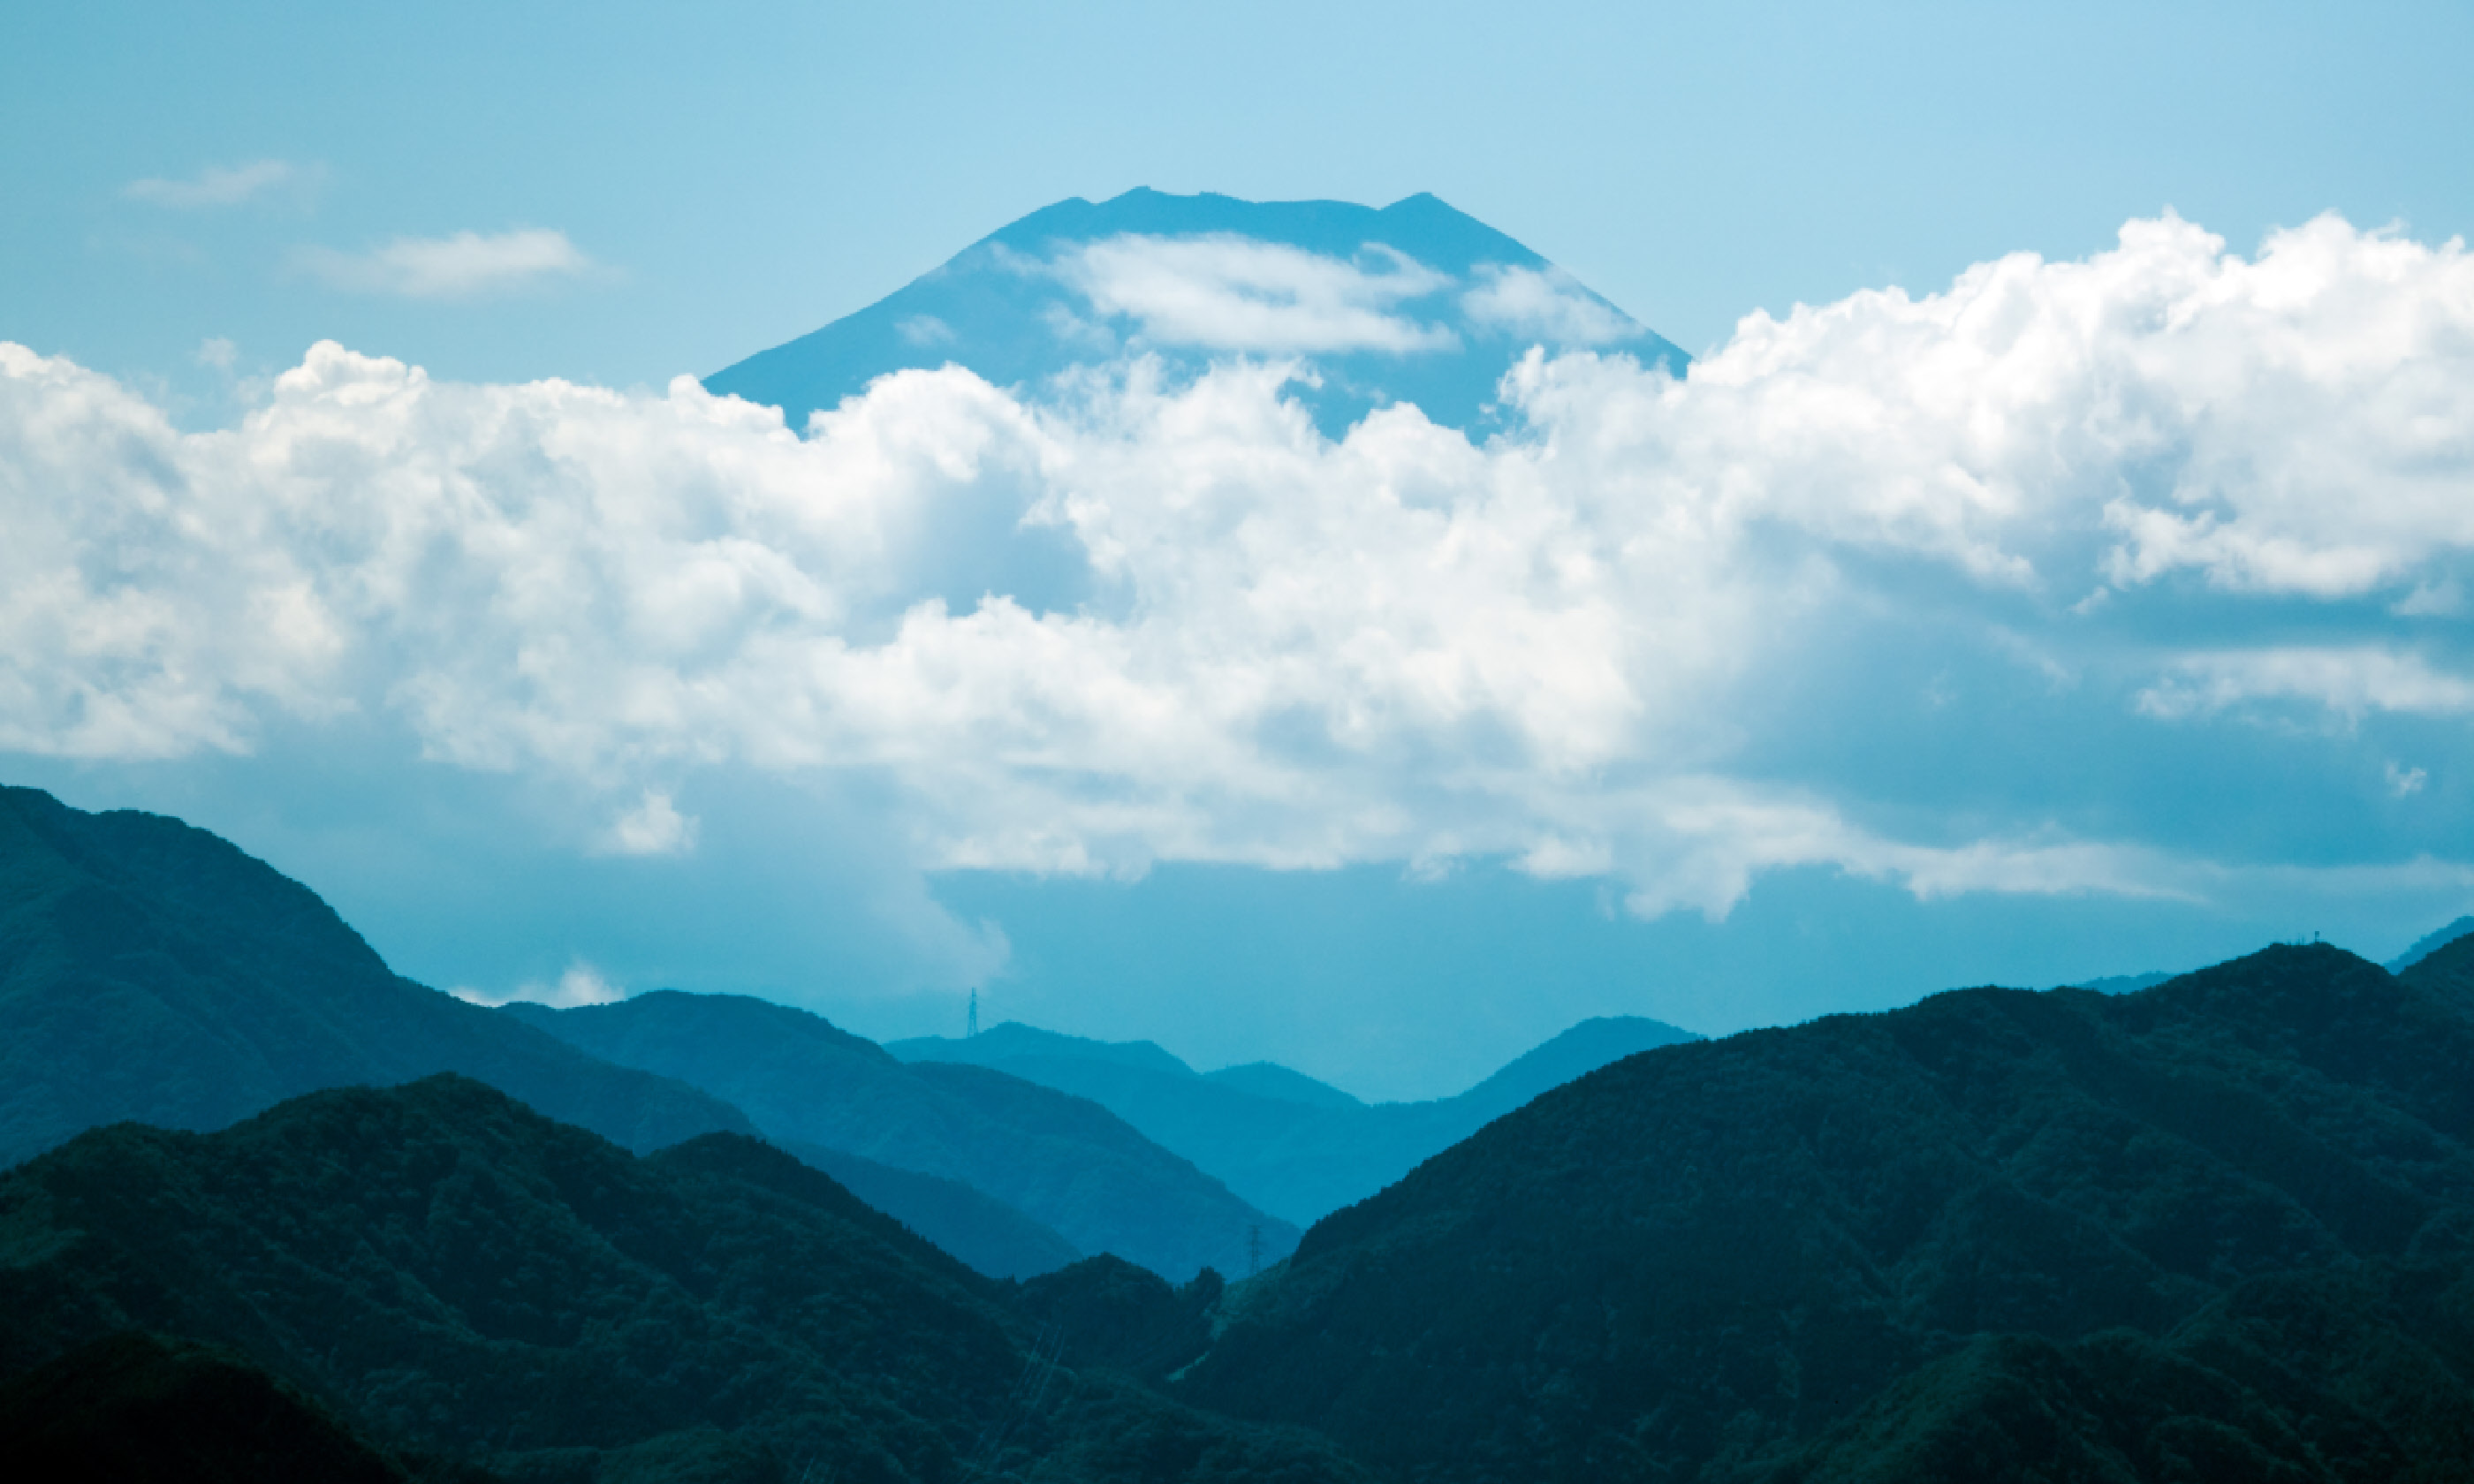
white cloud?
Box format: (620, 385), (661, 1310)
(124, 159), (305, 208)
(2138, 647), (2474, 721)
(195, 337), (238, 371)
(599, 788), (699, 855)
(293, 228), (599, 299)
(454, 959), (626, 1008)
(1461, 264), (1640, 345)
(897, 314), (956, 347)
(2387, 761), (2429, 797)
(6, 210), (2473, 920)
(1049, 234), (1457, 354)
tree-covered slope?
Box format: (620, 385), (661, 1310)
(1175, 945), (2474, 1482)
(0, 786), (752, 1168)
(892, 1014), (1699, 1226)
(0, 1075), (1367, 1484)
(505, 991), (1294, 1281)
(0, 1330), (452, 1484)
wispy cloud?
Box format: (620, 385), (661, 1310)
(1047, 234), (1458, 354)
(124, 160), (309, 208)
(292, 228), (599, 299)
(1461, 264), (1639, 345)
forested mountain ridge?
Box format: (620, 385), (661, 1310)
(505, 990), (1296, 1281)
(891, 1014), (1700, 1225)
(0, 786), (751, 1168)
(1174, 944), (2474, 1482)
(0, 1074), (1368, 1484)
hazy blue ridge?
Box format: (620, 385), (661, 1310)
(773, 1136), (1081, 1280)
(0, 784), (751, 1169)
(0, 1075), (1367, 1484)
(1201, 1061), (1365, 1109)
(502, 990), (1297, 1280)
(2059, 969), (2177, 995)
(703, 186), (1689, 441)
(2390, 914), (2474, 973)
(1176, 944), (2474, 1482)
(891, 1013), (1699, 1226)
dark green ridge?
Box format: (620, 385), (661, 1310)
(504, 990), (1298, 1281)
(0, 785), (751, 1169)
(0, 1330), (458, 1484)
(0, 1073), (1368, 1484)
(1174, 944), (2474, 1483)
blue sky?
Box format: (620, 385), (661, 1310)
(5, 1), (2472, 1097)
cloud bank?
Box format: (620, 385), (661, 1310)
(4, 213), (2470, 924)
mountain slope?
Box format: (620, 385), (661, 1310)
(0, 1075), (1367, 1483)
(706, 187), (1688, 439)
(893, 1013), (1699, 1226)
(505, 990), (1295, 1280)
(0, 1331), (440, 1484)
(0, 785), (751, 1168)
(1175, 945), (2474, 1482)
(2394, 915), (2474, 973)
(776, 1138), (1080, 1281)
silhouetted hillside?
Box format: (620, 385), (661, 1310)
(0, 1076), (1367, 1483)
(0, 1330), (455, 1484)
(894, 1014), (1699, 1225)
(0, 786), (752, 1169)
(505, 991), (1294, 1280)
(1176, 946), (2474, 1482)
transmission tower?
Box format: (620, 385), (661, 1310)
(967, 988), (979, 1040)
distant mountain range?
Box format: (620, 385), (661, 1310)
(505, 991), (1296, 1282)
(706, 187), (1688, 440)
(889, 1014), (1699, 1225)
(8, 777), (2473, 1478)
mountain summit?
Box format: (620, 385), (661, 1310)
(707, 187), (1686, 437)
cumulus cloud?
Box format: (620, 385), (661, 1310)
(1461, 264), (1640, 345)
(1047, 234), (1457, 353)
(293, 228), (599, 299)
(124, 159), (307, 208)
(5, 211), (2471, 920)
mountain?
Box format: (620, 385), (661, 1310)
(0, 1075), (1368, 1483)
(892, 1014), (1700, 1226)
(772, 1139), (1080, 1281)
(0, 785), (751, 1169)
(2061, 970), (2176, 995)
(503, 990), (1295, 1280)
(706, 187), (1688, 440)
(1202, 1062), (1363, 1109)
(2391, 915), (2474, 973)
(2402, 928), (2474, 1003)
(1173, 945), (2474, 1482)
